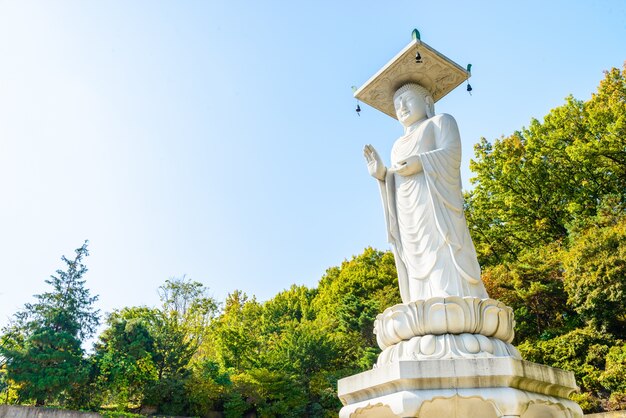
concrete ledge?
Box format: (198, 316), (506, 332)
(0, 405), (102, 418)
(338, 358), (579, 405)
(339, 388), (583, 418)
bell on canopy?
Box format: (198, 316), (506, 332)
(353, 31), (470, 119)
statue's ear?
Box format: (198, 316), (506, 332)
(425, 96), (435, 118)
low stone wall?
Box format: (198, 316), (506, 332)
(0, 404), (622, 418)
(0, 405), (102, 418)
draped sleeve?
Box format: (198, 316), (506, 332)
(377, 172), (411, 302)
(417, 114), (482, 284)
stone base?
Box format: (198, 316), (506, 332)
(376, 333), (521, 366)
(338, 358), (583, 418)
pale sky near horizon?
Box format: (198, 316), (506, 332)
(1, 1), (625, 336)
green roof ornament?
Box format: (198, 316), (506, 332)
(412, 29), (423, 63)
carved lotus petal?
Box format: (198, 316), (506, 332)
(419, 334), (436, 355)
(375, 334), (522, 367)
(477, 334), (494, 353)
(460, 333), (480, 354)
(445, 303), (465, 334)
(405, 335), (422, 356)
(481, 305), (500, 336)
(374, 297), (515, 349)
(392, 311), (415, 341)
(427, 302), (448, 335)
(495, 308), (511, 341)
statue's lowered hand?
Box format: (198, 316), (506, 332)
(363, 144), (387, 180)
(390, 156), (423, 177)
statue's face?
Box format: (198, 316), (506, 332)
(394, 89), (428, 128)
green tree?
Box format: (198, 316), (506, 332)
(481, 243), (580, 342)
(225, 368), (308, 418)
(158, 276), (219, 351)
(261, 285), (317, 334)
(266, 320), (333, 376)
(94, 307), (159, 409)
(94, 308), (197, 414)
(185, 359), (230, 417)
(466, 65), (626, 266)
(561, 213), (626, 338)
(95, 278), (217, 415)
(600, 343), (626, 395)
(209, 290), (263, 372)
(467, 65), (626, 412)
(156, 278), (220, 415)
(313, 248), (400, 370)
(142, 313), (195, 415)
(0, 242), (99, 407)
(518, 327), (617, 412)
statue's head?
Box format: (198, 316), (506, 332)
(393, 83), (435, 127)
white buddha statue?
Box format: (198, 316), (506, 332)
(364, 83), (488, 303)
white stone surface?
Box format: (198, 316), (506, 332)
(376, 333), (520, 366)
(338, 359), (583, 418)
(340, 388), (582, 418)
(354, 38), (469, 119)
(373, 297), (520, 366)
(374, 297), (515, 349)
(364, 85), (487, 303)
(339, 358), (579, 403)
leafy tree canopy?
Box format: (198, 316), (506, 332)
(466, 65), (626, 266)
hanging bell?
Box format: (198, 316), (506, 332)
(415, 50), (422, 64)
(466, 83), (473, 94)
(356, 104), (361, 116)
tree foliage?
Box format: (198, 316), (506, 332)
(468, 64), (626, 412)
(94, 277), (218, 415)
(94, 307), (159, 408)
(0, 242), (99, 407)
(466, 65), (626, 266)
(561, 212), (626, 338)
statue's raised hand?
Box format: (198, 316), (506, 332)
(363, 144), (387, 181)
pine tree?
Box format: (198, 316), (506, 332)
(1, 241), (99, 406)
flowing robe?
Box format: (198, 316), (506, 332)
(378, 113), (488, 303)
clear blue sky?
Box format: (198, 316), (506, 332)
(1, 0), (625, 330)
